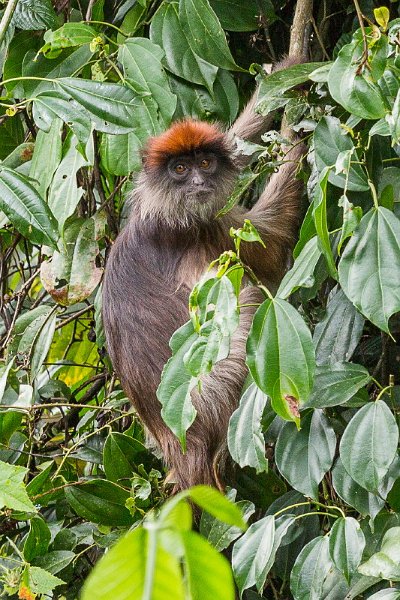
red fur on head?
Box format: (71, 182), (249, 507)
(143, 119), (229, 169)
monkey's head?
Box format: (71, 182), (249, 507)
(137, 120), (238, 228)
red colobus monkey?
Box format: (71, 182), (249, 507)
(102, 62), (304, 492)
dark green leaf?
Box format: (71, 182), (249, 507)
(23, 516), (51, 562)
(329, 517), (365, 582)
(65, 480), (133, 526)
(277, 236), (322, 299)
(103, 432), (148, 483)
(340, 400), (399, 492)
(307, 362), (371, 408)
(275, 410), (336, 499)
(12, 0), (58, 30)
(332, 458), (384, 519)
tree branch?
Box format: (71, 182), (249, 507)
(289, 0), (314, 59)
(0, 0), (19, 48)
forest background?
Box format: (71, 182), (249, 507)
(1, 0), (400, 599)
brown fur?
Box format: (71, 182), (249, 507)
(102, 60), (305, 492)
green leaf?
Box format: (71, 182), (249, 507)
(359, 527), (400, 580)
(312, 167), (338, 279)
(340, 400), (399, 492)
(339, 207), (400, 333)
(23, 516), (51, 562)
(29, 307), (57, 381)
(188, 486), (246, 528)
(41, 23), (98, 54)
(0, 460), (36, 512)
(374, 7), (390, 30)
(103, 432), (148, 483)
(290, 536), (335, 600)
(100, 131), (141, 175)
(338, 194), (363, 254)
(29, 117), (63, 199)
(277, 236), (322, 299)
(232, 514), (294, 595)
(227, 383), (268, 473)
(33, 551), (75, 575)
(367, 590), (400, 599)
(178, 0), (241, 71)
(47, 134), (94, 232)
(82, 528), (185, 600)
(157, 321), (198, 450)
(65, 480), (134, 526)
(200, 495), (255, 552)
(275, 410), (336, 499)
(40, 217), (103, 306)
(332, 458), (384, 519)
(0, 166), (58, 248)
(181, 530), (235, 599)
(329, 517), (365, 582)
(246, 298), (315, 425)
(118, 37), (177, 135)
(328, 38), (387, 119)
(150, 1), (218, 92)
(12, 0), (58, 30)
(20, 565), (63, 596)
(210, 0), (276, 31)
(313, 116), (369, 191)
(313, 288), (364, 365)
(306, 363), (371, 408)
(256, 62), (324, 116)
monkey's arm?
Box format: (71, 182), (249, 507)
(229, 142), (305, 284)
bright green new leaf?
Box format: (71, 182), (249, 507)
(20, 565), (63, 596)
(246, 298), (315, 425)
(82, 528), (185, 600)
(339, 207), (400, 333)
(0, 460), (36, 513)
(228, 383), (268, 473)
(188, 485), (247, 529)
(340, 400), (399, 492)
(329, 517), (365, 582)
(374, 7), (390, 31)
(275, 410), (336, 499)
(0, 166), (58, 248)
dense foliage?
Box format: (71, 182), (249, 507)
(1, 0), (400, 598)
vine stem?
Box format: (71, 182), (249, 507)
(353, 0), (371, 73)
(0, 0), (19, 48)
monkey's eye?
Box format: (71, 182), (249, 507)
(200, 159), (211, 169)
(174, 164), (187, 174)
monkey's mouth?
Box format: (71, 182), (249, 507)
(187, 188), (213, 201)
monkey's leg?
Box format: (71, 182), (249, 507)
(161, 286), (263, 492)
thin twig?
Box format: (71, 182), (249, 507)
(353, 0), (371, 73)
(85, 0), (96, 21)
(0, 0), (19, 48)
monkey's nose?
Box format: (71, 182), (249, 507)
(192, 175), (205, 186)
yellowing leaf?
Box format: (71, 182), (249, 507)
(374, 6), (390, 31)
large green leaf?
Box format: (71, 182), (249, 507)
(339, 400), (399, 492)
(313, 287), (364, 365)
(210, 0), (276, 31)
(150, 1), (218, 92)
(290, 536), (337, 600)
(41, 23), (98, 54)
(313, 116), (369, 191)
(306, 362), (371, 408)
(328, 37), (387, 119)
(82, 528), (185, 600)
(157, 321), (198, 449)
(232, 514), (294, 596)
(65, 480), (133, 526)
(246, 298), (315, 425)
(12, 0), (58, 30)
(0, 460), (36, 513)
(29, 117), (63, 199)
(277, 236), (322, 299)
(227, 383), (268, 473)
(100, 131), (142, 175)
(40, 217), (103, 306)
(0, 166), (58, 248)
(118, 37), (176, 135)
(275, 410), (336, 499)
(47, 134), (94, 232)
(359, 527), (400, 581)
(338, 207), (400, 333)
(329, 517), (365, 582)
(332, 458), (384, 519)
(179, 0), (241, 71)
